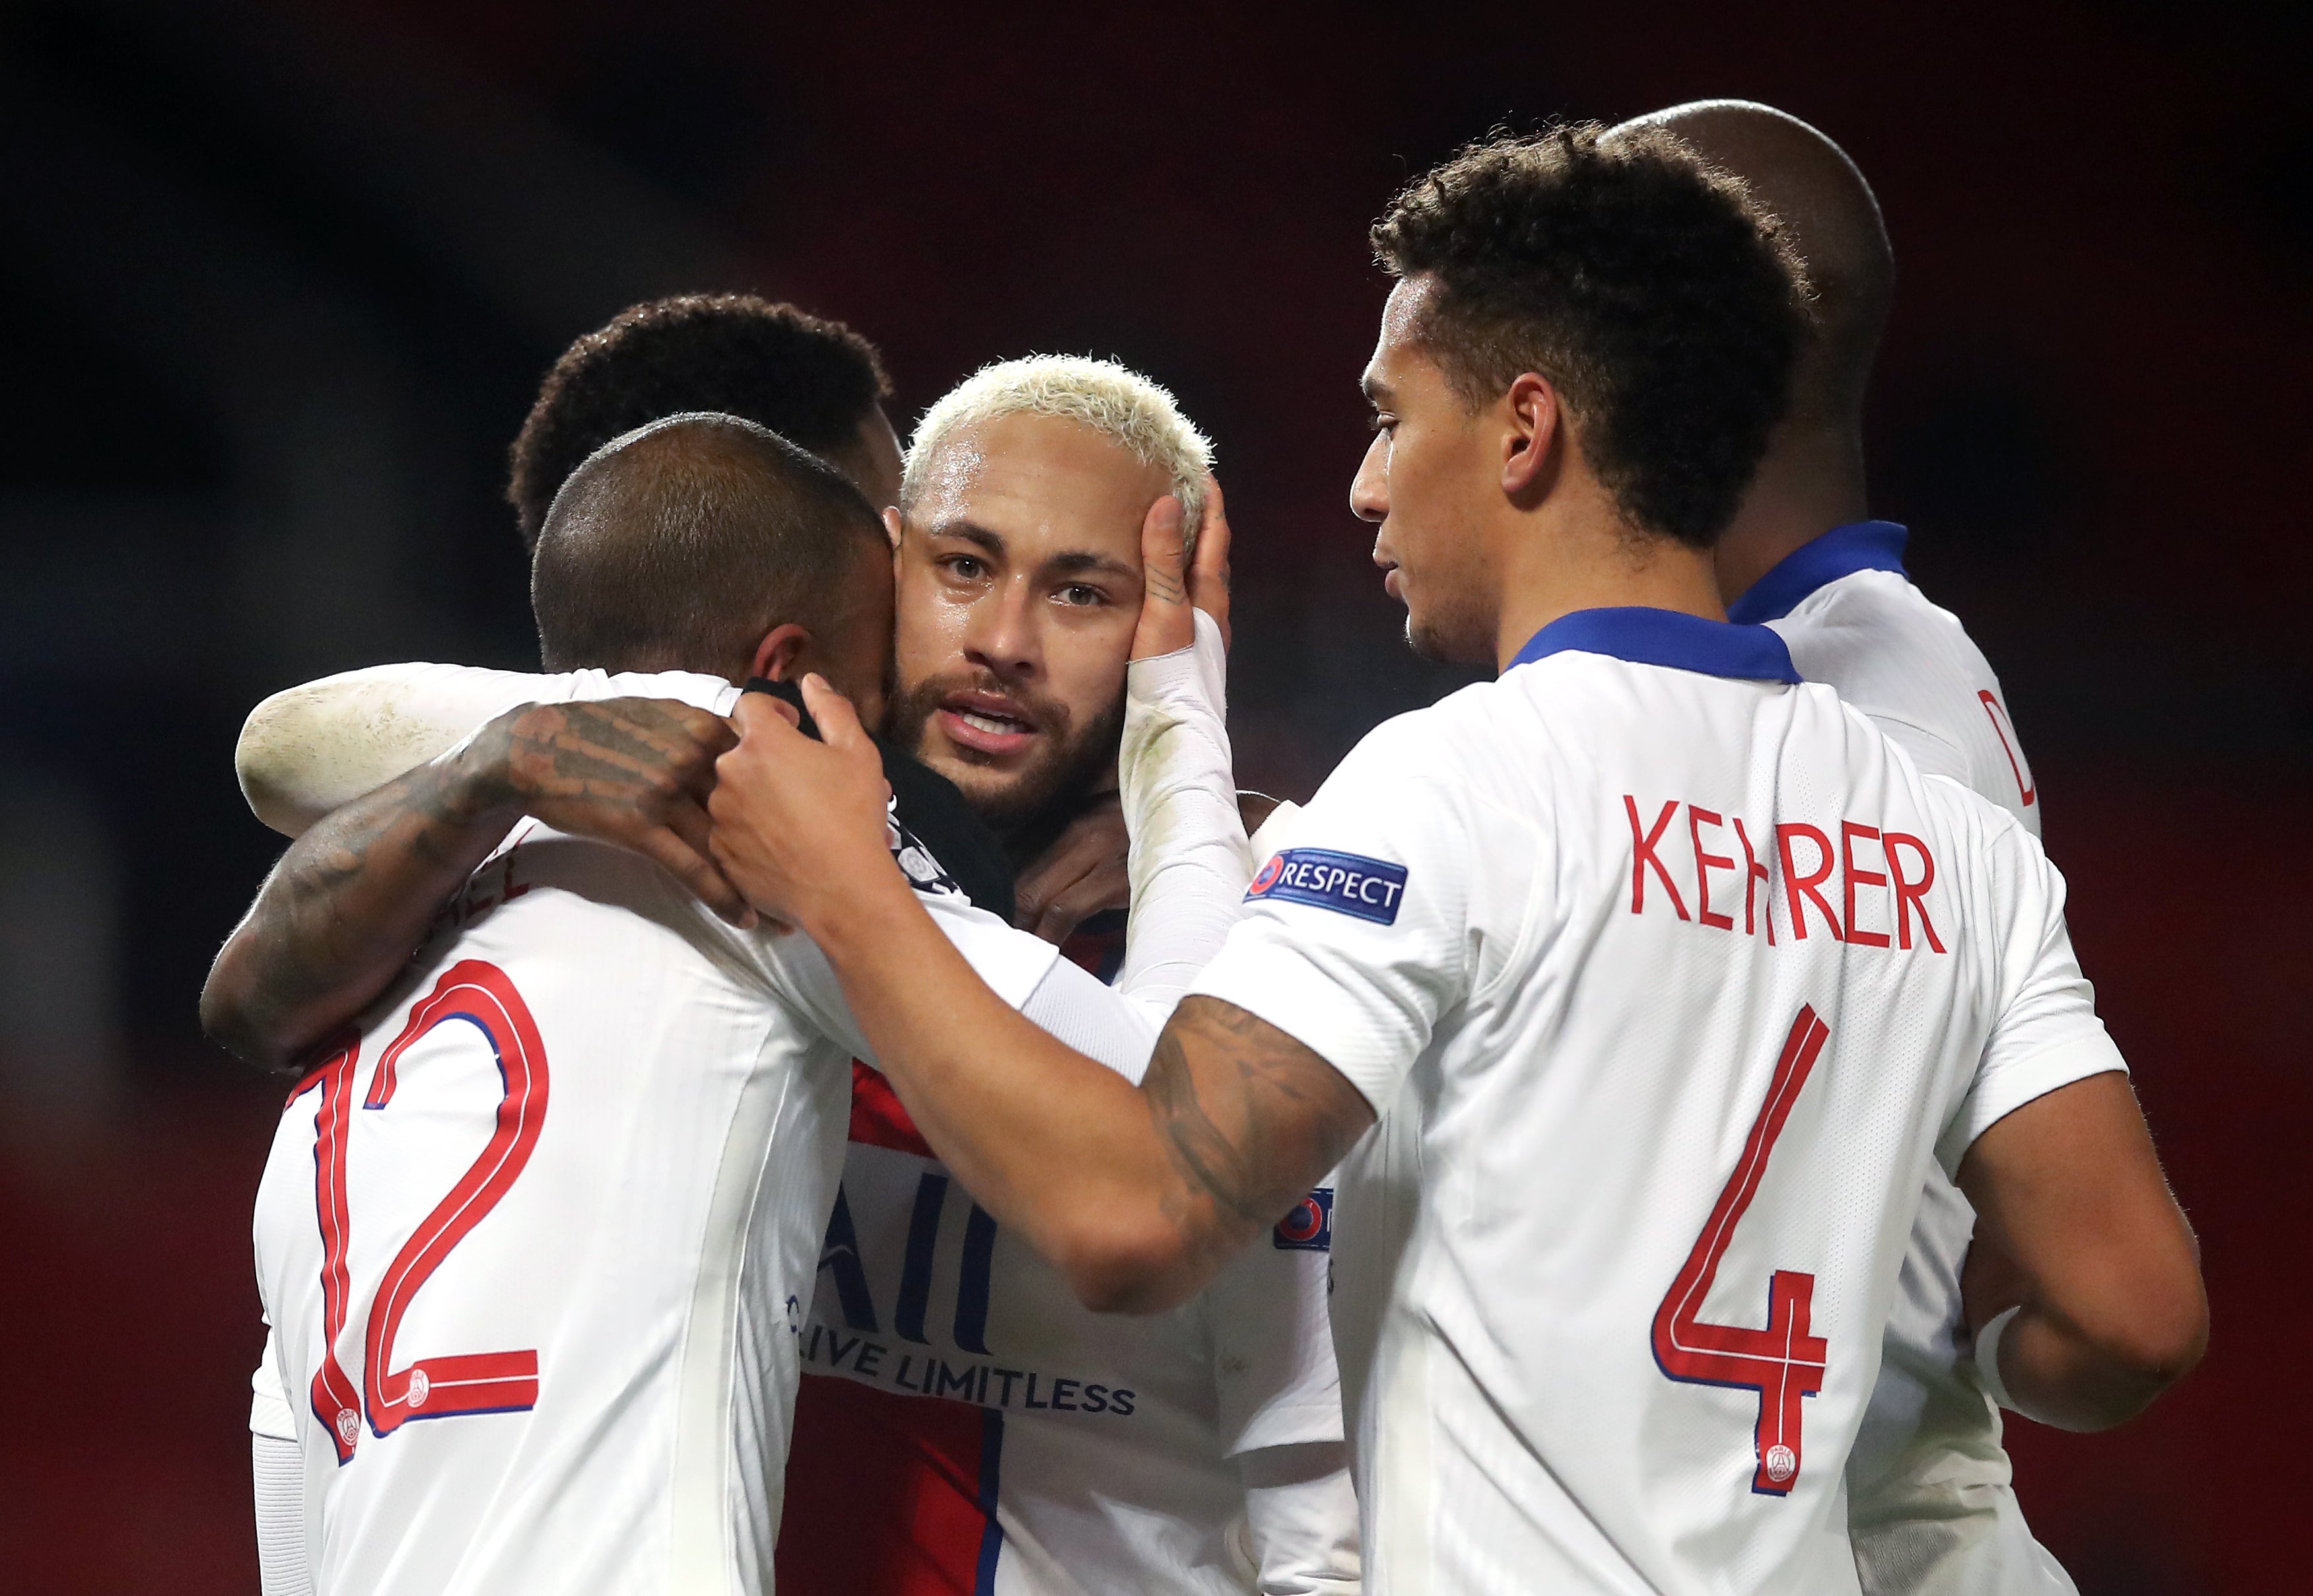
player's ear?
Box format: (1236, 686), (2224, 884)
(1502, 371), (1562, 503)
(882, 506), (904, 557)
(749, 623), (814, 683)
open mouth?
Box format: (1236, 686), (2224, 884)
(936, 694), (1041, 758)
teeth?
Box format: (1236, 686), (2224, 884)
(958, 710), (1025, 736)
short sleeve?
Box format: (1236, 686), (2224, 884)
(1936, 827), (2128, 1175)
(1203, 1200), (1346, 1455)
(1189, 716), (1488, 1113)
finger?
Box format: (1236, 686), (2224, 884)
(1132, 493), (1194, 660)
(730, 689), (808, 744)
(798, 675), (873, 757)
(1033, 860), (1132, 944)
(736, 692), (802, 732)
(1016, 847), (1097, 929)
(1192, 473), (1233, 649)
(662, 792), (719, 865)
(631, 824), (759, 929)
(1142, 493), (1188, 603)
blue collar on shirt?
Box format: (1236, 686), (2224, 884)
(1724, 520), (1910, 625)
(1508, 606), (1801, 684)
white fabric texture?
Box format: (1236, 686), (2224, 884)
(1117, 610), (1255, 1014)
(1191, 648), (2122, 1596)
(1774, 568), (2077, 1596)
(254, 1432), (312, 1596)
(238, 655), (1332, 1595)
(788, 619), (1353, 1595)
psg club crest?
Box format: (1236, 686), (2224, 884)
(1274, 1187), (1334, 1251)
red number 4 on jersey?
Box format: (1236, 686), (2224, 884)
(1651, 1006), (1832, 1496)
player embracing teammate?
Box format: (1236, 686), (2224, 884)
(205, 111), (2205, 1596)
(703, 123), (2205, 1595)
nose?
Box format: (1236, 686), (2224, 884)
(961, 575), (1041, 683)
(1350, 430), (1389, 524)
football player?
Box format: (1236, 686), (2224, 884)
(209, 413), (1251, 1592)
(699, 125), (2207, 1595)
(224, 345), (1356, 1591)
(1612, 100), (2077, 1594)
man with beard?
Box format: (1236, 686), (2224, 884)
(224, 353), (1357, 1594)
(209, 412), (1252, 1594)
(699, 125), (2203, 1595)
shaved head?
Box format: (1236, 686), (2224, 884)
(1615, 101), (1892, 429)
(532, 411), (887, 681)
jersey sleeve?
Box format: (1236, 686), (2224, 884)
(1189, 714), (1504, 1114)
(235, 662), (739, 835)
(1935, 812), (2128, 1175)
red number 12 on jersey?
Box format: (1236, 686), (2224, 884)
(1651, 1005), (1830, 1496)
(291, 959), (551, 1462)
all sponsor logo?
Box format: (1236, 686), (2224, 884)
(1245, 849), (1408, 926)
(1274, 1187), (1333, 1252)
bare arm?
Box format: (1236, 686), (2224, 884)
(712, 681), (1372, 1313)
(1956, 1070), (2207, 1430)
(202, 697), (742, 1073)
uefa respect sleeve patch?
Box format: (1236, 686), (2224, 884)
(1245, 848), (1408, 925)
(1273, 1187), (1333, 1251)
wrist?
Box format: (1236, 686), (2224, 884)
(439, 716), (530, 828)
(796, 854), (920, 955)
(1972, 1303), (2024, 1412)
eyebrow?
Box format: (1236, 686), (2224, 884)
(921, 519), (1008, 556)
(1361, 370), (1394, 404)
(922, 519), (1138, 581)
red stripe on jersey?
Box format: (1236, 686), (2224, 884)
(850, 1061), (936, 1158)
(777, 1373), (1003, 1595)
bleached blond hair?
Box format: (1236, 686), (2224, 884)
(902, 354), (1214, 550)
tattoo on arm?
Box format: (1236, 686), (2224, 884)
(1142, 996), (1373, 1242)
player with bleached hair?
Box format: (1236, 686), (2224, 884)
(221, 349), (1358, 1593)
(207, 410), (1260, 1594)
(781, 352), (1354, 1595)
(700, 125), (2207, 1595)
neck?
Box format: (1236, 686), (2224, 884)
(1712, 421), (1869, 606)
(1491, 513), (1729, 673)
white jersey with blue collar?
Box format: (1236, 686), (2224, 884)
(1731, 523), (2071, 1595)
(1734, 522), (2040, 835)
(1192, 607), (2123, 1596)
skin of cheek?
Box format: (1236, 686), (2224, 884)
(1388, 418), (1498, 666)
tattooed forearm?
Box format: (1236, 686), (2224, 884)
(1141, 996), (1373, 1248)
(201, 696), (740, 1073)
(203, 746), (522, 1073)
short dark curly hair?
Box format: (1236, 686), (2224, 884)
(1371, 123), (1809, 548)
(508, 294), (891, 549)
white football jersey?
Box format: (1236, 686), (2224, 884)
(1736, 522), (2072, 1595)
(1191, 607), (2124, 1596)
(778, 1058), (1346, 1596)
(249, 686), (1059, 1596)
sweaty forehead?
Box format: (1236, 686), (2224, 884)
(911, 412), (1166, 567)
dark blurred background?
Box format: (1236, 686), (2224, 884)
(1, 1), (2303, 1589)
